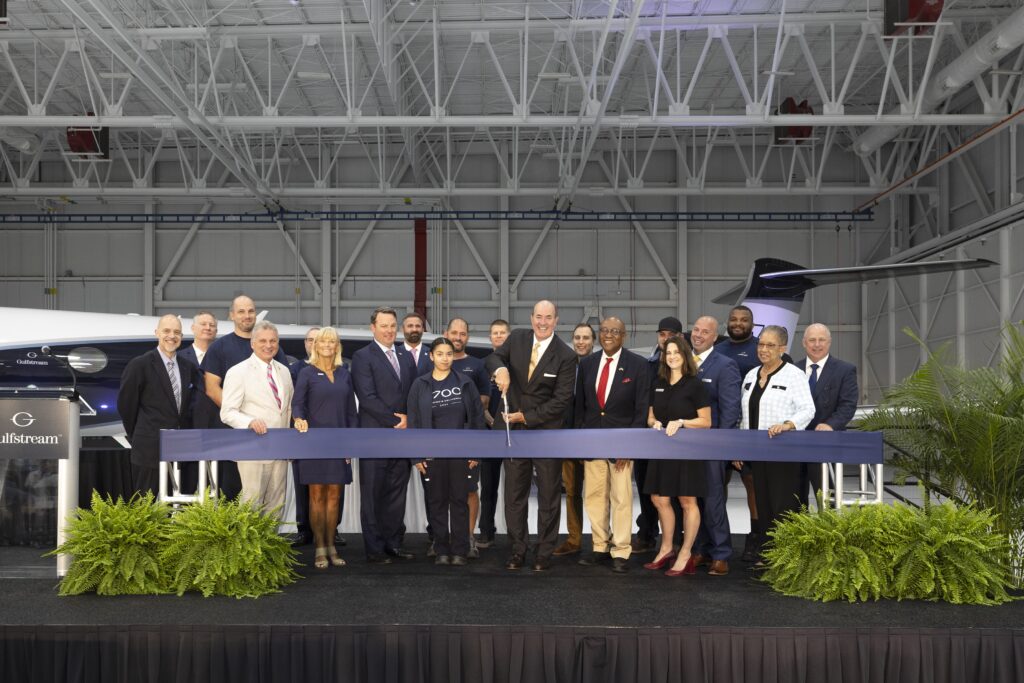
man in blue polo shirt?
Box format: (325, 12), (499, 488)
(201, 295), (287, 500)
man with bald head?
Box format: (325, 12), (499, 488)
(573, 317), (650, 573)
(796, 323), (858, 506)
(486, 300), (578, 571)
(118, 314), (200, 495)
(687, 315), (742, 576)
(202, 295), (287, 499)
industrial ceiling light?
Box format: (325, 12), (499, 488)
(0, 127), (41, 155)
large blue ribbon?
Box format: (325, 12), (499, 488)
(161, 428), (882, 464)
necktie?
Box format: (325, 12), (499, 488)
(167, 361), (181, 411)
(597, 356), (613, 409)
(693, 353), (701, 367)
(386, 348), (401, 378)
(267, 363), (282, 409)
(809, 363), (819, 393)
(410, 347), (418, 367)
(527, 342), (541, 381)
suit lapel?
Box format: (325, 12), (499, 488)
(150, 350), (178, 407)
(812, 360), (834, 397)
(372, 343), (401, 383)
(516, 332), (533, 387)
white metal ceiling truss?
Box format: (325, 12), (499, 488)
(0, 0), (1022, 201)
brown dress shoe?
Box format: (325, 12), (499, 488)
(552, 541), (581, 557)
(708, 559), (730, 576)
(691, 554), (711, 568)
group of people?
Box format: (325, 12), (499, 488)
(117, 295), (858, 574)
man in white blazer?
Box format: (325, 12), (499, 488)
(220, 320), (294, 513)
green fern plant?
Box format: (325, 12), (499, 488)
(761, 504), (893, 602)
(762, 503), (1015, 604)
(50, 491), (171, 596)
(858, 324), (1024, 585)
(162, 495), (300, 598)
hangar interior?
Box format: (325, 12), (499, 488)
(1, 0), (1023, 401)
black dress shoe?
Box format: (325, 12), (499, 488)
(334, 533), (347, 547)
(630, 538), (657, 553)
(435, 555), (451, 566)
(505, 554), (524, 570)
(578, 551), (611, 566)
(290, 532), (313, 548)
(475, 535), (494, 549)
(386, 548), (415, 560)
(366, 554), (393, 565)
(611, 557), (630, 574)
(532, 557), (552, 572)
(451, 555), (467, 566)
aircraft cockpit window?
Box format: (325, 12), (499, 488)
(67, 347), (108, 374)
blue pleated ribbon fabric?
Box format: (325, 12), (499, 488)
(161, 428), (882, 464)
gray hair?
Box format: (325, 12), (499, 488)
(761, 324), (788, 346)
(251, 320), (279, 338)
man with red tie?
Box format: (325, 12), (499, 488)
(574, 317), (651, 573)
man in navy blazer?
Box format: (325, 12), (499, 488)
(797, 323), (859, 507)
(351, 306), (417, 563)
(402, 311), (433, 376)
(117, 314), (199, 496)
(574, 317), (650, 573)
(174, 310), (216, 494)
(688, 315), (742, 576)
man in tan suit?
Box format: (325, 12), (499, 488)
(220, 320), (293, 513)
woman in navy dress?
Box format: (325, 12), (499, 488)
(643, 335), (712, 576)
(292, 327), (357, 569)
(408, 337), (485, 566)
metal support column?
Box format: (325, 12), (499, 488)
(143, 201), (155, 316)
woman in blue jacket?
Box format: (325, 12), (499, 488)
(408, 337), (484, 566)
(292, 327), (357, 569)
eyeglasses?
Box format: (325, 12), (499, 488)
(598, 328), (624, 337)
(756, 342), (780, 349)
(305, 337), (317, 342)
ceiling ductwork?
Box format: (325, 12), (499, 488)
(853, 5), (1024, 156)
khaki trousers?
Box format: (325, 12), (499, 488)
(562, 459), (584, 545)
(583, 459), (634, 559)
(237, 460), (288, 516)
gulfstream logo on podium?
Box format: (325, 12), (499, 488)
(0, 399), (70, 459)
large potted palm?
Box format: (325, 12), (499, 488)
(859, 325), (1024, 587)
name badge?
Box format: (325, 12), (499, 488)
(702, 378), (712, 383)
(771, 384), (788, 391)
(743, 382), (752, 390)
(543, 372), (557, 378)
(655, 388), (665, 392)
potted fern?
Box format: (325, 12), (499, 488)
(50, 491), (171, 595)
(162, 495), (300, 598)
(858, 324), (1024, 587)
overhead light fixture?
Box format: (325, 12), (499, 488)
(0, 127), (41, 155)
(296, 71), (332, 81)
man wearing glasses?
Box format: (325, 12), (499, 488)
(574, 317), (650, 573)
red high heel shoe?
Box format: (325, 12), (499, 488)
(643, 552), (677, 570)
(665, 554), (697, 577)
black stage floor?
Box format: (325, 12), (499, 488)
(1, 535), (1022, 682)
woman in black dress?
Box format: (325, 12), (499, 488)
(292, 327), (357, 569)
(408, 337), (485, 566)
(643, 335), (711, 576)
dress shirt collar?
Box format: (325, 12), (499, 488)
(806, 354), (829, 377)
(403, 342), (422, 357)
(695, 347), (713, 367)
(532, 334), (555, 360)
(158, 348), (176, 364)
(374, 339), (396, 356)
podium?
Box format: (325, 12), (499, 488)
(0, 391), (80, 576)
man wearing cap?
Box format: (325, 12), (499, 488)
(632, 316), (684, 553)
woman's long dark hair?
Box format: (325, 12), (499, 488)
(658, 335), (698, 382)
